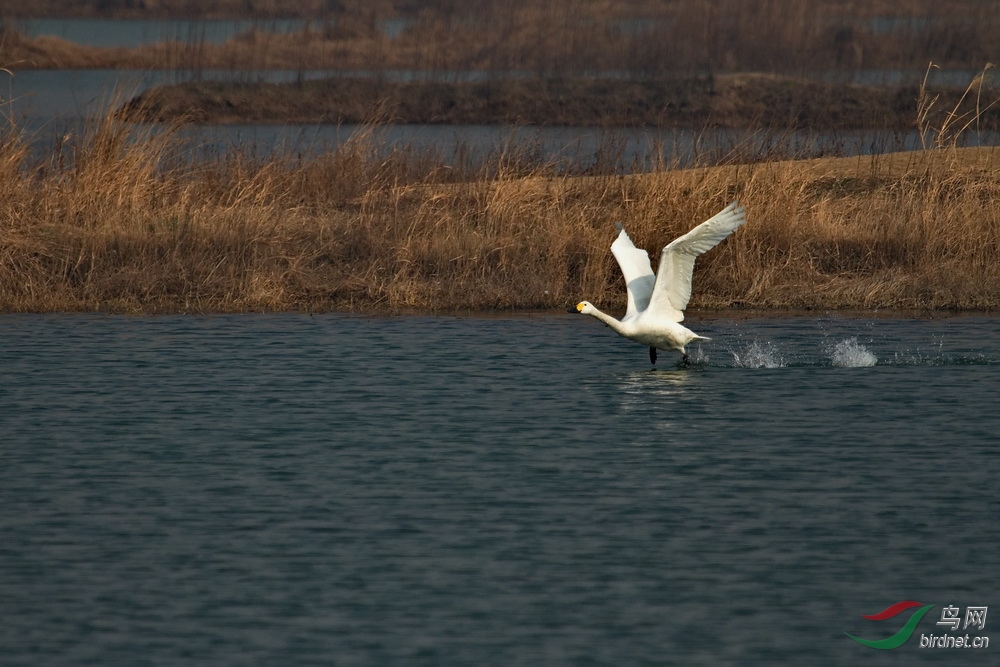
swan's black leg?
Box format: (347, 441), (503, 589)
(681, 353), (691, 367)
(649, 346), (657, 364)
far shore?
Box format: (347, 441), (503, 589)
(124, 74), (989, 130)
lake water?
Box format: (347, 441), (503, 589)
(15, 18), (416, 47)
(1, 312), (997, 664)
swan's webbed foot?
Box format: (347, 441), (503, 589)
(680, 353), (691, 368)
(649, 346), (657, 364)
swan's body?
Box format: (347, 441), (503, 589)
(575, 201), (747, 364)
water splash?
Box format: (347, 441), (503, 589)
(688, 345), (710, 365)
(731, 341), (786, 368)
(830, 337), (877, 367)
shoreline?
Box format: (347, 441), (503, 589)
(0, 305), (995, 318)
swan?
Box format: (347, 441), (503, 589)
(573, 201), (747, 364)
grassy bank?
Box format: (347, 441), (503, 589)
(126, 74), (962, 129)
(1, 106), (1000, 314)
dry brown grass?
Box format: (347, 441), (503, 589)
(620, 149), (1000, 311)
(1, 103), (1000, 314)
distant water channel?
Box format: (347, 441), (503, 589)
(1, 313), (998, 664)
(16, 17), (412, 46)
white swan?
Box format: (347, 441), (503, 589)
(574, 201), (747, 364)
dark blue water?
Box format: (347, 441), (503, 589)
(1, 313), (998, 665)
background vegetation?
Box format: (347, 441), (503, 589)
(2, 1), (999, 313)
(1, 103), (998, 313)
(3, 0), (1000, 77)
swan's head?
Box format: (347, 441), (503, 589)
(575, 301), (596, 315)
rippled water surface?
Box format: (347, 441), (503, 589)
(1, 313), (998, 665)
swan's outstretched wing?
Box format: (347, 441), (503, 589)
(611, 225), (656, 319)
(646, 201), (747, 322)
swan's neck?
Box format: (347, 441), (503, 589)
(587, 306), (627, 336)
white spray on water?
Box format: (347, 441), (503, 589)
(731, 341), (786, 368)
(830, 337), (877, 367)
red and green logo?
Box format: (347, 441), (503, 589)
(845, 600), (935, 649)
